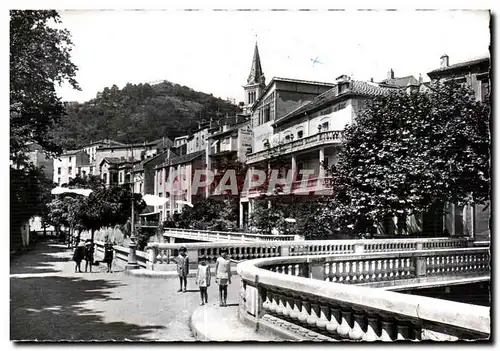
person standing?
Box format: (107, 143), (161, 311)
(103, 242), (114, 273)
(72, 241), (85, 273)
(84, 240), (95, 273)
(174, 247), (189, 292)
(215, 248), (231, 307)
(195, 255), (211, 305)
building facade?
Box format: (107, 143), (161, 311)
(53, 150), (90, 186)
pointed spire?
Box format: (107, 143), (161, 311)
(247, 42), (265, 85)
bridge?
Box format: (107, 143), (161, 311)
(11, 230), (490, 342)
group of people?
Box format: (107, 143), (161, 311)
(72, 240), (114, 273)
(174, 247), (232, 307)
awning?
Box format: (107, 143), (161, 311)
(142, 194), (169, 207)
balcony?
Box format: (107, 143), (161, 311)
(247, 130), (343, 165)
(241, 176), (332, 199)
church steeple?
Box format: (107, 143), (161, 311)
(247, 42), (265, 85)
(243, 42), (266, 115)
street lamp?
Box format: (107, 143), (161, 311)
(125, 167), (139, 270)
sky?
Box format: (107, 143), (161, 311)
(55, 9), (491, 103)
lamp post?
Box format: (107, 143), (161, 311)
(126, 165), (139, 270)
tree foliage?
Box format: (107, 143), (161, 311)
(47, 175), (147, 242)
(330, 81), (490, 234)
(51, 81), (242, 149)
(170, 198), (239, 231)
(10, 10), (79, 164)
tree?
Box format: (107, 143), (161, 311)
(330, 81), (490, 236)
(10, 10), (79, 164)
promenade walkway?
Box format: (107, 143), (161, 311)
(10, 240), (241, 341)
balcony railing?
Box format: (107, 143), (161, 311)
(241, 176), (332, 198)
(237, 247), (490, 341)
(163, 227), (297, 242)
(247, 130), (343, 165)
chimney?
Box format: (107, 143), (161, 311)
(418, 74), (423, 84)
(440, 54), (449, 68)
(370, 77), (374, 83)
(387, 69), (394, 80)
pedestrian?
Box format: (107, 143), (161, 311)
(174, 246), (189, 292)
(84, 240), (95, 273)
(195, 255), (211, 305)
(103, 242), (114, 273)
(72, 241), (85, 273)
(215, 248), (231, 307)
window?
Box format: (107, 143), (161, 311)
(284, 133), (294, 142)
(68, 167), (72, 175)
(159, 170), (163, 185)
(103, 173), (108, 184)
(159, 192), (163, 197)
(297, 130), (304, 139)
(119, 173), (123, 183)
(82, 171), (86, 177)
(57, 178), (61, 185)
(223, 137), (230, 145)
(90, 167), (94, 175)
(69, 156), (72, 163)
(139, 183), (143, 193)
(323, 157), (329, 171)
(78, 167), (81, 175)
(58, 167), (61, 175)
(264, 105), (271, 123)
(321, 121), (329, 131)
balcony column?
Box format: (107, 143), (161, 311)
(291, 155), (297, 183)
(239, 201), (244, 228)
(205, 143), (211, 198)
(319, 147), (325, 179)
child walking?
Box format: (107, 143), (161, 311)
(103, 242), (114, 273)
(174, 247), (189, 292)
(215, 248), (231, 307)
(72, 241), (85, 273)
(195, 255), (211, 305)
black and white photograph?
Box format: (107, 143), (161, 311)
(8, 6), (491, 343)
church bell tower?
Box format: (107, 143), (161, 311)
(243, 42), (266, 115)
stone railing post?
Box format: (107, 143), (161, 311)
(281, 243), (291, 257)
(146, 246), (158, 270)
(415, 255), (427, 277)
(187, 247), (199, 269)
(354, 243), (365, 254)
(416, 242), (424, 250)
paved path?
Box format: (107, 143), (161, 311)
(10, 240), (241, 341)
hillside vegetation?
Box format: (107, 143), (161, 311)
(51, 81), (242, 149)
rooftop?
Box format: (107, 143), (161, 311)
(427, 56), (490, 77)
(274, 79), (399, 126)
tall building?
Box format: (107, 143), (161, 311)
(242, 43), (266, 115)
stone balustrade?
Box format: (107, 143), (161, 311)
(95, 241), (148, 269)
(236, 247), (490, 342)
(263, 248), (490, 288)
(146, 237), (474, 271)
(163, 227), (297, 242)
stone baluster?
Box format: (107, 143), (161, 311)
(326, 307), (341, 336)
(349, 310), (365, 341)
(316, 304), (329, 330)
(370, 260), (377, 281)
(306, 303), (320, 327)
(289, 298), (302, 321)
(382, 259), (389, 280)
(298, 300), (310, 324)
(388, 259), (394, 279)
(376, 260), (383, 280)
(337, 309), (354, 339)
(282, 295), (293, 317)
(330, 262), (338, 282)
(380, 318), (395, 341)
(364, 261), (371, 281)
(362, 314), (380, 342)
(324, 262), (330, 281)
(268, 292), (278, 313)
(395, 317), (410, 341)
(338, 262), (344, 283)
(394, 258), (400, 278)
(276, 293), (286, 316)
(287, 264), (293, 275)
(262, 291), (271, 311)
